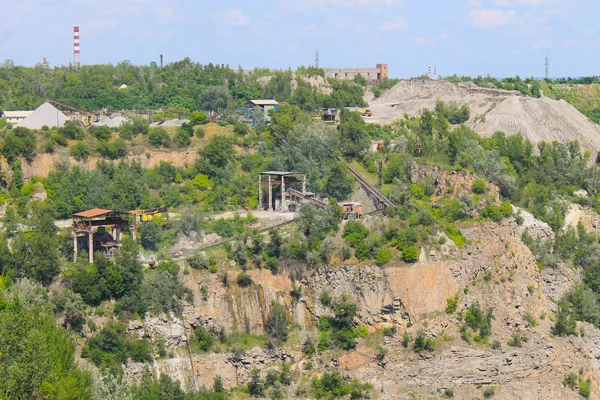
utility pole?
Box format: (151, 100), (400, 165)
(160, 54), (163, 68)
(545, 55), (550, 80)
(315, 50), (319, 69)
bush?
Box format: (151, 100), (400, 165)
(402, 246), (419, 263)
(234, 121), (249, 136)
(195, 127), (206, 138)
(465, 302), (494, 338)
(88, 125), (112, 141)
(563, 373), (578, 389)
(311, 370), (372, 399)
(375, 248), (393, 266)
(187, 253), (209, 270)
(445, 295), (459, 314)
(507, 333), (525, 347)
(471, 179), (487, 194)
(194, 325), (214, 352)
(69, 141), (90, 160)
(579, 378), (591, 399)
(483, 386), (496, 398)
(444, 225), (465, 247)
(174, 129), (192, 147)
(413, 331), (434, 352)
(148, 127), (171, 148)
(237, 272), (253, 287)
(1, 126), (37, 162)
(138, 221), (162, 251)
(190, 111), (209, 126)
(523, 312), (537, 327)
(127, 339), (152, 362)
(58, 120), (84, 140)
(96, 138), (126, 159)
(266, 302), (289, 343)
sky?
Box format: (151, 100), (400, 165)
(0, 0), (598, 79)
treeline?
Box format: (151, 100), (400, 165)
(0, 59), (367, 113)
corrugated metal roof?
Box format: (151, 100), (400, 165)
(73, 208), (114, 218)
(2, 111), (33, 118)
(250, 100), (279, 106)
(261, 171), (299, 176)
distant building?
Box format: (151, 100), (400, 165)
(370, 140), (384, 153)
(324, 64), (388, 84)
(1, 110), (33, 126)
(248, 100), (279, 122)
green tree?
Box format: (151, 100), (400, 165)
(199, 86), (231, 114)
(324, 162), (353, 201)
(59, 120), (84, 140)
(190, 111), (209, 125)
(266, 301), (290, 343)
(339, 109), (368, 157)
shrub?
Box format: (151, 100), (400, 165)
(375, 248), (393, 266)
(382, 327), (396, 337)
(483, 386), (496, 398)
(195, 127), (206, 138)
(234, 121), (249, 136)
(579, 378), (591, 399)
(174, 129), (192, 147)
(1, 126), (37, 162)
(311, 370), (372, 399)
(190, 111), (209, 126)
(563, 373), (578, 389)
(187, 253), (209, 270)
(237, 272), (253, 287)
(401, 332), (411, 347)
(266, 301), (289, 343)
(320, 291), (333, 307)
(465, 302), (494, 338)
(402, 246), (418, 263)
(491, 340), (501, 350)
(88, 125), (112, 141)
(444, 225), (465, 247)
(127, 339), (152, 362)
(194, 325), (214, 352)
(96, 138), (126, 159)
(58, 120), (84, 140)
(413, 331), (434, 353)
(471, 179), (487, 194)
(523, 312), (537, 327)
(148, 127), (171, 148)
(507, 333), (525, 347)
(446, 295), (459, 314)
(69, 141), (90, 160)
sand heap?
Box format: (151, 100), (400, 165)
(367, 79), (600, 156)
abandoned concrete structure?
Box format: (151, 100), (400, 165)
(258, 171), (307, 212)
(72, 208), (131, 263)
(324, 64), (388, 84)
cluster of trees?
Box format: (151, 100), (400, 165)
(0, 59), (367, 114)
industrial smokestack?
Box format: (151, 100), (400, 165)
(74, 26), (80, 68)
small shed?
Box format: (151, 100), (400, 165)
(248, 100), (279, 122)
(339, 201), (363, 219)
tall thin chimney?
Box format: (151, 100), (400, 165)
(74, 26), (80, 68)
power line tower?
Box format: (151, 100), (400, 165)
(315, 50), (319, 69)
(545, 55), (550, 80)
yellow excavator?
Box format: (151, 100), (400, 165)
(357, 108), (373, 117)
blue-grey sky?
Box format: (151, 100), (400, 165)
(1, 0), (597, 78)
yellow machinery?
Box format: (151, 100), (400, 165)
(357, 109), (373, 117)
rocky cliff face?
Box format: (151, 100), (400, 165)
(114, 214), (600, 399)
(410, 161), (501, 201)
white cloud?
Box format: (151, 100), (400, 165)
(224, 8), (250, 26)
(492, 0), (559, 6)
(440, 31), (450, 40)
(469, 0), (483, 6)
(412, 36), (436, 46)
(154, 6), (174, 19)
(380, 15), (410, 31)
(470, 8), (519, 27)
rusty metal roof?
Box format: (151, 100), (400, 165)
(73, 208), (114, 218)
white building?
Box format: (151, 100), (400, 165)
(1, 110), (33, 126)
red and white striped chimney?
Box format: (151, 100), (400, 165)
(74, 26), (80, 67)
